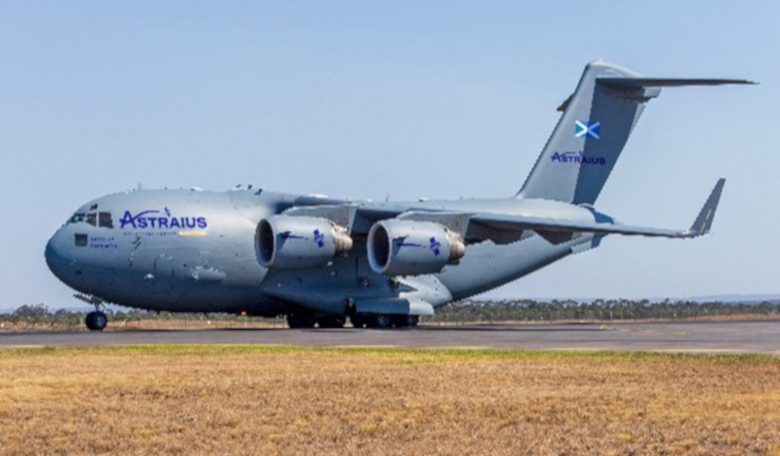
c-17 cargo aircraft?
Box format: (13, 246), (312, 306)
(45, 62), (750, 331)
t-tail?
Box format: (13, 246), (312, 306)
(516, 61), (753, 205)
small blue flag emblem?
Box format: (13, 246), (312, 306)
(575, 120), (600, 139)
(313, 229), (325, 248)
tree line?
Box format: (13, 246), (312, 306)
(3, 299), (779, 326)
(431, 299), (780, 323)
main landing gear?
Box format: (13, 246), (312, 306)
(286, 314), (348, 329)
(286, 314), (417, 329)
(350, 314), (418, 329)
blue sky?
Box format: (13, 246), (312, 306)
(1, 1), (777, 307)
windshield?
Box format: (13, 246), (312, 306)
(67, 211), (114, 229)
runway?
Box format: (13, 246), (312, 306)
(1, 321), (779, 354)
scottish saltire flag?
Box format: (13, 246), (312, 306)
(575, 120), (600, 139)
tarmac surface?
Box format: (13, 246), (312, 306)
(1, 321), (779, 354)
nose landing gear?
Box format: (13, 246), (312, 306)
(75, 293), (108, 331)
(85, 311), (108, 331)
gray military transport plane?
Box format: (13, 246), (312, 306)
(45, 62), (750, 330)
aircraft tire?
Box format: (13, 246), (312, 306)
(392, 315), (419, 328)
(85, 311), (107, 331)
(317, 316), (346, 329)
(287, 314), (316, 329)
(350, 315), (366, 329)
(369, 314), (393, 329)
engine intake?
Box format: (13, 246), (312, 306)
(256, 215), (353, 270)
(367, 220), (465, 276)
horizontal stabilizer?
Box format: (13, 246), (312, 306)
(598, 77), (756, 88)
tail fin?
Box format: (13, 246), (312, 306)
(517, 62), (752, 205)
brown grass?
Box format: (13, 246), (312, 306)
(1, 346), (779, 455)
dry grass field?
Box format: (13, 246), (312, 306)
(1, 347), (779, 455)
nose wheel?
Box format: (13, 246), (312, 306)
(85, 311), (108, 331)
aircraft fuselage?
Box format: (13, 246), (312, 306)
(45, 188), (597, 317)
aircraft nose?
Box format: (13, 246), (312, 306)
(45, 229), (69, 281)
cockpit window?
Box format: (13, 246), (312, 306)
(68, 211), (113, 228)
(99, 212), (114, 229)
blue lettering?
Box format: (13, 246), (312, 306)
(119, 209), (208, 230)
(551, 151), (606, 166)
(119, 211), (136, 229)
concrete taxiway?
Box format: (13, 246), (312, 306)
(1, 321), (779, 354)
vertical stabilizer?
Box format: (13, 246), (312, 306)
(517, 62), (653, 204)
(517, 62), (752, 205)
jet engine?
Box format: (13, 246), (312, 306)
(367, 220), (466, 276)
(256, 215), (353, 269)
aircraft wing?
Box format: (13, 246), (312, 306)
(287, 179), (724, 243)
(352, 179), (725, 244)
(470, 178), (725, 241)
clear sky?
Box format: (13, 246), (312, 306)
(1, 1), (777, 308)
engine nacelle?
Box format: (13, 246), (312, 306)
(367, 220), (466, 276)
(256, 215), (353, 270)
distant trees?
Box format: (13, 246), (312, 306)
(0, 306), (282, 328)
(1, 300), (779, 327)
(431, 299), (780, 323)
(12, 304), (49, 318)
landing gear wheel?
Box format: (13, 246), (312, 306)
(369, 314), (393, 329)
(85, 311), (108, 331)
(317, 316), (346, 329)
(287, 314), (316, 329)
(350, 315), (366, 329)
(392, 315), (419, 328)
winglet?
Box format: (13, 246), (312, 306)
(688, 178), (726, 237)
